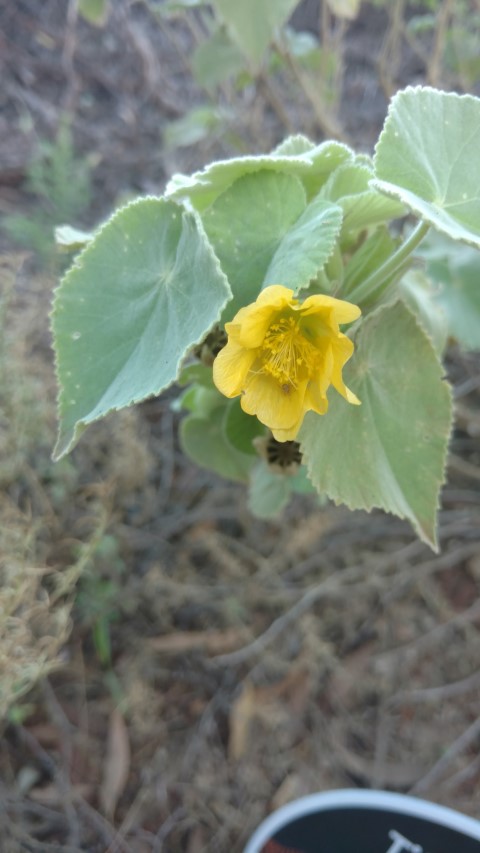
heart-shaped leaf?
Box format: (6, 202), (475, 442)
(52, 197), (231, 458)
(299, 300), (452, 549)
(373, 86), (480, 248)
(248, 462), (291, 517)
(165, 140), (353, 211)
(211, 0), (299, 68)
(202, 171), (307, 319)
(263, 195), (343, 292)
(321, 161), (406, 233)
(418, 231), (480, 351)
(180, 406), (255, 482)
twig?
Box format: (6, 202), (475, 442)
(376, 596), (480, 669)
(378, 0), (406, 99)
(441, 754), (480, 794)
(427, 0), (453, 87)
(410, 715), (480, 795)
(401, 16), (431, 72)
(75, 796), (134, 853)
(257, 72), (297, 135)
(319, 0), (346, 114)
(152, 807), (187, 853)
(448, 453), (480, 483)
(274, 38), (345, 140)
(213, 540), (479, 667)
(212, 560), (374, 666)
(453, 375), (480, 398)
(390, 668), (480, 709)
(62, 0), (80, 116)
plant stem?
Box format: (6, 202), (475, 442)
(428, 0), (453, 87)
(257, 72), (296, 134)
(274, 37), (345, 141)
(378, 0), (405, 99)
(349, 220), (430, 305)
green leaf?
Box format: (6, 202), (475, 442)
(248, 462), (291, 517)
(211, 0), (300, 68)
(156, 0), (206, 16)
(417, 231), (480, 350)
(52, 197), (232, 459)
(55, 225), (94, 252)
(299, 301), (452, 549)
(202, 170), (306, 319)
(397, 269), (448, 356)
(343, 227), (398, 298)
(223, 399), (265, 454)
(165, 140), (354, 211)
(289, 465), (317, 495)
(177, 384), (221, 416)
(272, 134), (316, 156)
(321, 161), (406, 233)
(78, 0), (109, 26)
(177, 363), (216, 388)
(191, 28), (245, 90)
(282, 27), (321, 65)
(263, 196), (343, 292)
(164, 106), (228, 149)
(373, 86), (480, 248)
(180, 407), (254, 481)
(325, 0), (361, 19)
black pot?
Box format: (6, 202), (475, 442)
(243, 789), (480, 853)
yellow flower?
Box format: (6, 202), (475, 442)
(213, 285), (361, 442)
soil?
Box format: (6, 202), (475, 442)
(1, 2), (480, 852)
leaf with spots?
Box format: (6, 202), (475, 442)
(165, 140), (353, 211)
(373, 86), (480, 248)
(52, 197), (231, 458)
(202, 171), (343, 321)
(299, 301), (452, 549)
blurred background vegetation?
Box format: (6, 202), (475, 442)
(1, 2), (480, 851)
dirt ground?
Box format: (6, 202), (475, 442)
(1, 2), (480, 852)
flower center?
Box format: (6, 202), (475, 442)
(261, 316), (318, 389)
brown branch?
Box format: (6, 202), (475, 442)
(410, 715), (480, 795)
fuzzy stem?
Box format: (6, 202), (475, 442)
(348, 220), (430, 305)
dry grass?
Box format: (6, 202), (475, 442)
(0, 254), (72, 720)
(1, 251), (480, 852)
(0, 501), (72, 721)
(2, 4), (480, 848)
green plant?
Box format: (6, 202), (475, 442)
(148, 0), (355, 147)
(3, 122), (92, 266)
(377, 0), (480, 97)
(75, 534), (126, 667)
(51, 86), (480, 550)
(0, 254), (105, 720)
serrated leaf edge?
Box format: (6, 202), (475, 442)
(51, 195), (232, 459)
(373, 85), (480, 250)
(300, 300), (453, 550)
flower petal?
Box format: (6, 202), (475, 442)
(213, 282), (361, 442)
(333, 300), (361, 325)
(213, 340), (257, 397)
(305, 389), (329, 417)
(301, 307), (338, 343)
(313, 341), (334, 396)
(257, 284), (296, 308)
(271, 420), (304, 442)
(233, 285), (297, 348)
(241, 372), (308, 431)
(235, 303), (276, 348)
(305, 376), (330, 415)
(330, 335), (360, 404)
(301, 293), (361, 325)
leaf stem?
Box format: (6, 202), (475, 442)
(348, 220), (430, 305)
